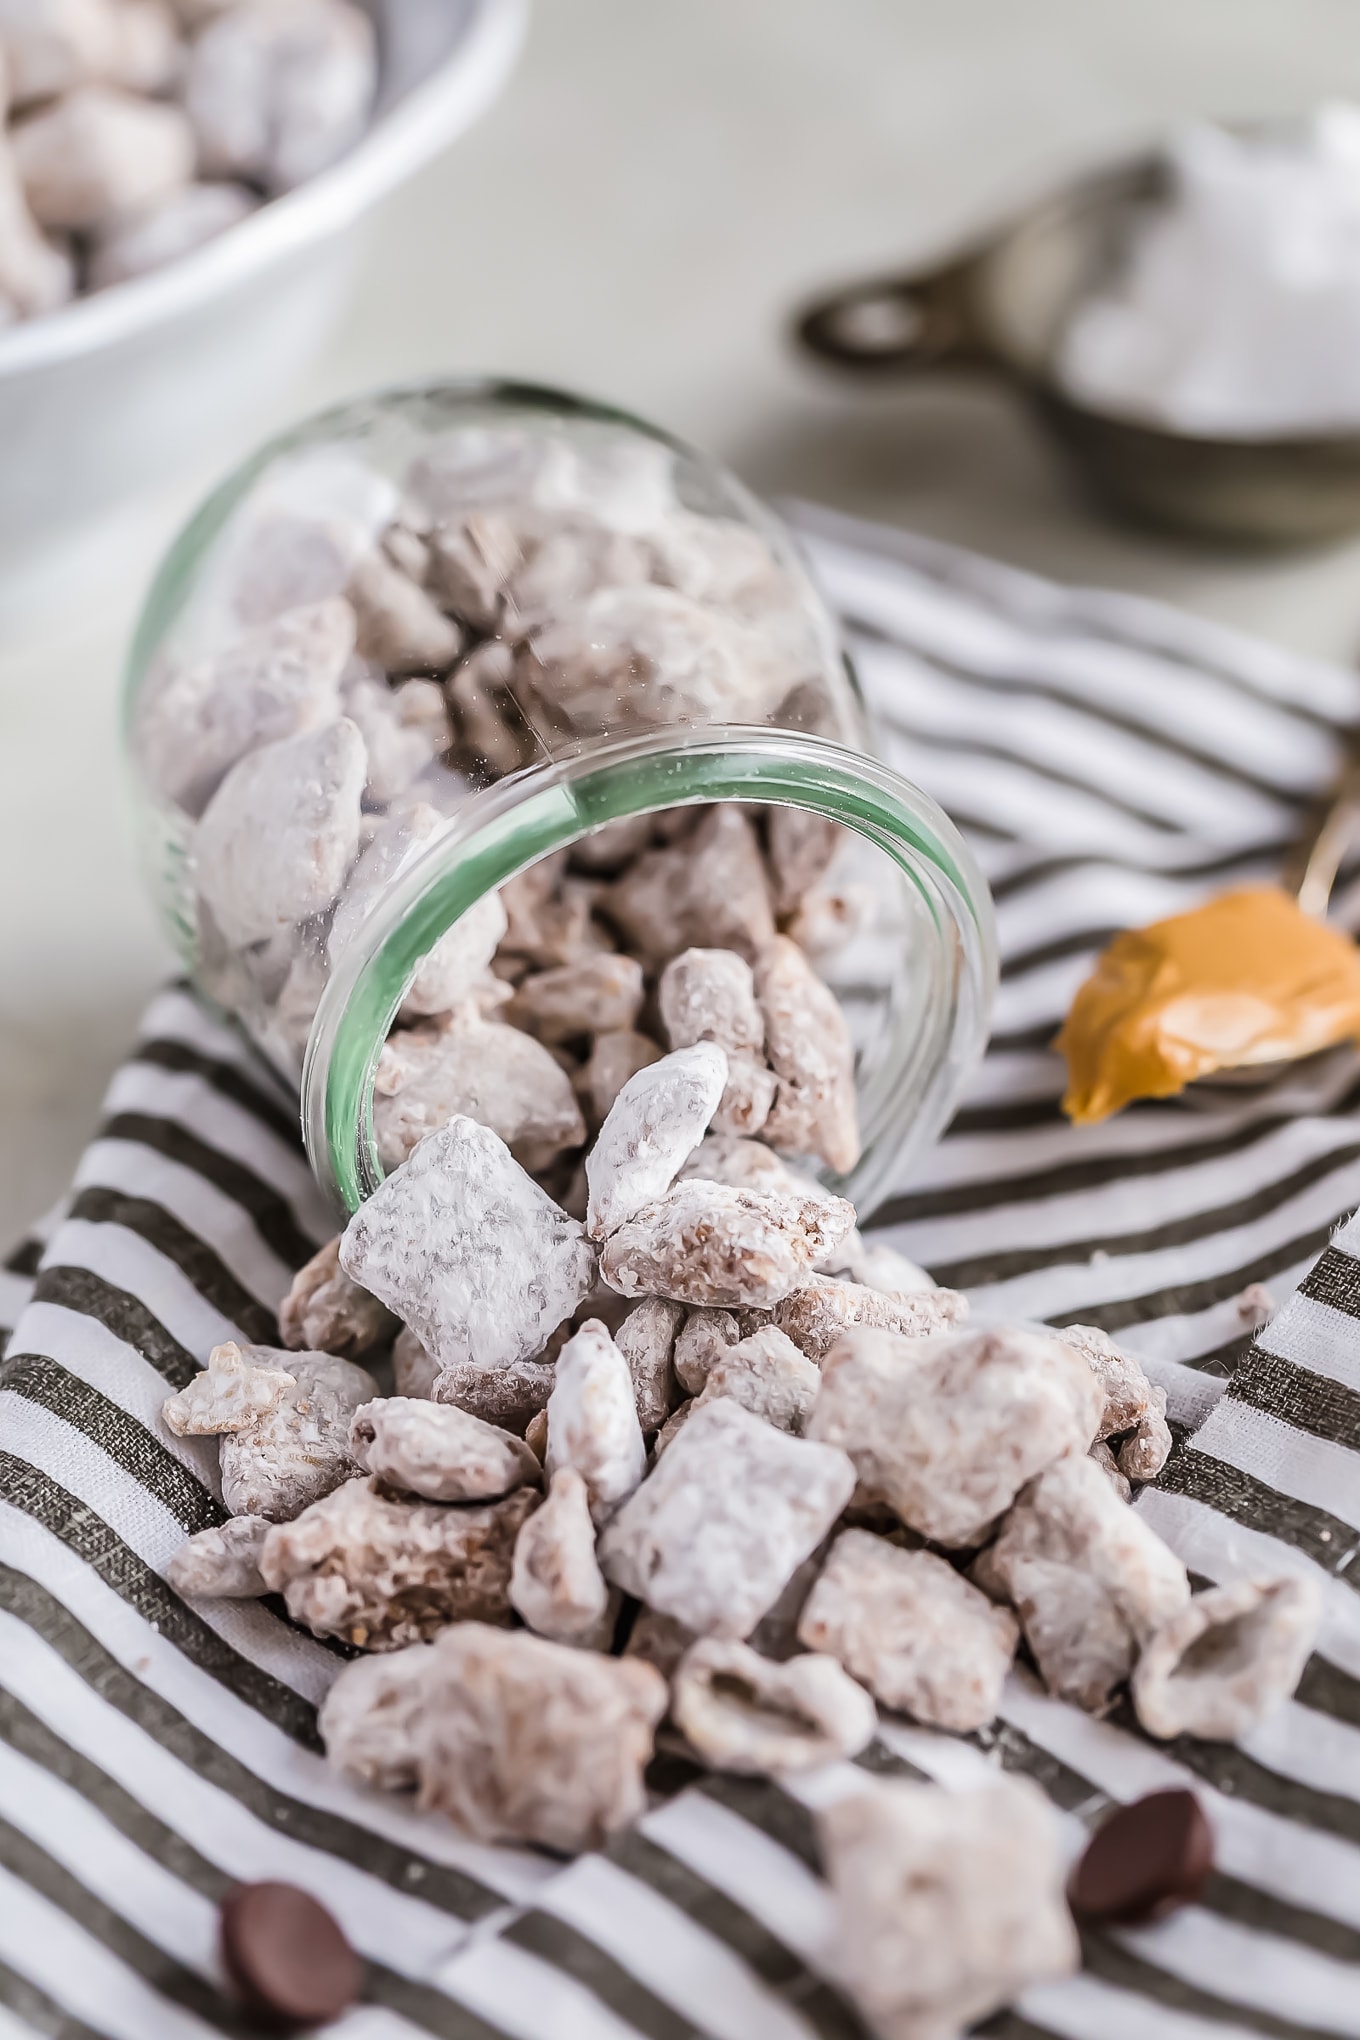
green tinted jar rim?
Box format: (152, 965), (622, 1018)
(303, 725), (998, 1220)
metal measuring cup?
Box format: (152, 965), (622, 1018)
(795, 145), (1360, 548)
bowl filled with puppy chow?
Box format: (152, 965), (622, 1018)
(0, 0), (524, 560)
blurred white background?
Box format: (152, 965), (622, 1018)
(9, 0), (1360, 1240)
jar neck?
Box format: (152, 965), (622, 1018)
(301, 727), (998, 1221)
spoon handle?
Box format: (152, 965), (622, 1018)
(1286, 755), (1360, 917)
(794, 253), (993, 375)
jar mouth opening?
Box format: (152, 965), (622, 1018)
(303, 725), (998, 1221)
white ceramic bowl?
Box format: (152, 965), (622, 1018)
(0, 0), (526, 562)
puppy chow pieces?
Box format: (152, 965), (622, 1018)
(585, 1041), (728, 1239)
(136, 598), (354, 816)
(658, 944), (763, 1057)
(507, 520), (656, 631)
(827, 1230), (935, 1294)
(672, 1304), (742, 1395)
(146, 421), (876, 1227)
(434, 1354), (558, 1438)
(785, 880), (877, 964)
(1057, 1322), (1156, 1441)
(577, 1027), (661, 1126)
(13, 84), (193, 231)
(278, 1235), (395, 1359)
(651, 1396), (696, 1458)
(161, 1338), (294, 1435)
(678, 1131), (819, 1197)
(0, 135), (74, 317)
(217, 1350), (377, 1521)
(1118, 1388), (1173, 1482)
(568, 812), (656, 874)
(806, 1324), (1105, 1548)
(765, 805), (841, 915)
(1089, 1438), (1133, 1501)
(597, 1397), (856, 1638)
(604, 806), (777, 967)
(509, 1465), (612, 1644)
(165, 1514), (270, 1598)
(424, 507), (523, 631)
(773, 1270), (966, 1360)
(708, 1055), (778, 1138)
(980, 1450), (1190, 1713)
(671, 1635), (876, 1774)
(798, 1528), (1018, 1732)
(416, 1622), (666, 1852)
(622, 1605), (696, 1680)
(544, 1317), (647, 1522)
(507, 954), (644, 1044)
(399, 908), (516, 1026)
(348, 1395), (540, 1503)
(531, 432), (679, 534)
(347, 550), (461, 674)
(318, 1642), (432, 1791)
(338, 1115), (597, 1377)
(522, 585), (790, 739)
(601, 1179), (855, 1309)
(817, 1776), (1078, 2040)
(260, 1474), (537, 1648)
(692, 1323), (820, 1434)
(341, 669), (450, 806)
(745, 1536), (832, 1661)
(613, 1294), (682, 1431)
(657, 948), (776, 1138)
(1132, 1573), (1322, 1741)
(194, 717), (366, 948)
(755, 934), (860, 1173)
(404, 424), (545, 520)
(497, 860), (607, 973)
(372, 1007), (584, 1172)
(1056, 1324), (1173, 1481)
(88, 178), (256, 289)
(0, 0), (125, 105)
(391, 1324), (439, 1400)
(184, 0), (373, 191)
(165, 808), (1293, 2040)
(110, 0), (180, 93)
(161, 1341), (377, 1522)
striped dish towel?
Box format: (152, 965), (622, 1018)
(2, 507), (1360, 2040)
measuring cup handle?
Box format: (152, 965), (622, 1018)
(794, 255), (991, 374)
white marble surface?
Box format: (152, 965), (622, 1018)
(9, 0), (1360, 1244)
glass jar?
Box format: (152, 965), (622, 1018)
(123, 379), (997, 1219)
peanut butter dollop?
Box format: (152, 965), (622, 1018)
(1056, 886), (1360, 1124)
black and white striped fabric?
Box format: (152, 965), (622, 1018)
(3, 507), (1360, 2040)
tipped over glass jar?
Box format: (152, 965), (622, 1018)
(123, 380), (997, 1218)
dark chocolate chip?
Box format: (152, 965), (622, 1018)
(221, 1881), (363, 2029)
(1069, 1788), (1214, 1925)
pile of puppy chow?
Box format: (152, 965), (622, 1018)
(165, 1020), (1320, 2039)
(146, 423), (1321, 2040)
(0, 0), (375, 321)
